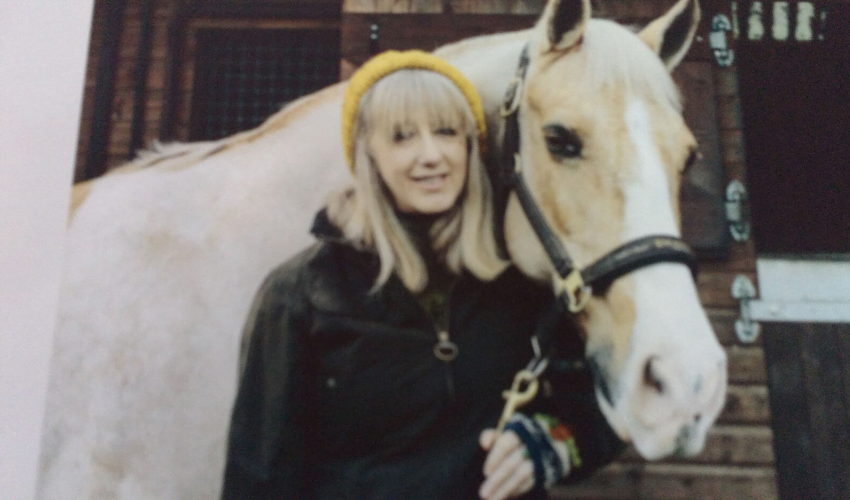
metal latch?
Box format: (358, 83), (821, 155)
(725, 180), (751, 242)
(732, 275), (760, 344)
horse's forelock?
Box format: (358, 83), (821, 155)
(582, 19), (681, 112)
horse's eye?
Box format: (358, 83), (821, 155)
(543, 124), (583, 159)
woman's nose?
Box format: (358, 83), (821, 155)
(418, 131), (442, 166)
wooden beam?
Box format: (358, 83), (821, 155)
(448, 0), (545, 14)
(128, 0), (155, 158)
(341, 13), (537, 65)
(344, 0), (443, 13)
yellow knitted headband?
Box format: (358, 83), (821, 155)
(341, 50), (487, 171)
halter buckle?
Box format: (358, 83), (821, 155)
(555, 269), (591, 313)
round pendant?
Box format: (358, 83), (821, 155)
(433, 339), (459, 362)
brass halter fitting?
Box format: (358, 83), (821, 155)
(555, 269), (592, 313)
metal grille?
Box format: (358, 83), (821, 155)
(189, 28), (340, 141)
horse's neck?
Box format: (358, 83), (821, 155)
(435, 30), (531, 152)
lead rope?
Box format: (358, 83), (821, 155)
(495, 336), (549, 433)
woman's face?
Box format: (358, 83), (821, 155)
(368, 116), (468, 214)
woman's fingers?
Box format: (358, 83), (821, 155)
(479, 429), (498, 451)
(490, 458), (534, 500)
(479, 430), (535, 500)
(481, 430), (521, 476)
(479, 444), (534, 500)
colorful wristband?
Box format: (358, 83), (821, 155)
(504, 412), (575, 488)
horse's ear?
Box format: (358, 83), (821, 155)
(639, 0), (701, 70)
(538, 0), (591, 52)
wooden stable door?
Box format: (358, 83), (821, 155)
(736, 2), (850, 499)
(762, 322), (850, 498)
(753, 261), (850, 499)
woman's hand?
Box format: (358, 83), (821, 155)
(478, 429), (535, 500)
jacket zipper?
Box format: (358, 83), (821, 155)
(436, 330), (456, 400)
(418, 280), (458, 400)
(444, 281), (458, 400)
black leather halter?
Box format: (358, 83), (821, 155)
(493, 45), (699, 313)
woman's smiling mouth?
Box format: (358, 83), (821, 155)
(412, 173), (449, 190)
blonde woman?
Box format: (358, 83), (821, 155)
(221, 51), (623, 500)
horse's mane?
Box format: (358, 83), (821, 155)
(435, 29), (532, 61)
(583, 19), (682, 111)
(129, 140), (226, 168)
(438, 18), (681, 114)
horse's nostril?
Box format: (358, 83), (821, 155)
(694, 414), (702, 423)
(643, 357), (665, 394)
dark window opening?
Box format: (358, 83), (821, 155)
(738, 3), (850, 255)
(189, 28), (340, 141)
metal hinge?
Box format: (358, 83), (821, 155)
(732, 275), (761, 344)
(725, 180), (751, 242)
(710, 13), (736, 67)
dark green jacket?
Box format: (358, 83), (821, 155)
(221, 211), (624, 500)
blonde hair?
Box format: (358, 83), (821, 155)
(327, 69), (506, 292)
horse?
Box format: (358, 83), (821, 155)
(37, 0), (726, 498)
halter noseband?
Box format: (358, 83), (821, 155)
(494, 45), (699, 313)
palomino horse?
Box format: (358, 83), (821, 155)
(38, 0), (726, 498)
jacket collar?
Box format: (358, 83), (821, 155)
(310, 208), (346, 242)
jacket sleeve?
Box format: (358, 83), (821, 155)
(533, 314), (627, 485)
(221, 264), (313, 500)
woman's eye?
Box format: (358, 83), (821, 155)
(542, 124), (583, 159)
(436, 127), (457, 136)
(393, 129), (413, 142)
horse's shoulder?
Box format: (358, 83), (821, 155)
(260, 242), (326, 294)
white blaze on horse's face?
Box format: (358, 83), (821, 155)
(612, 100), (727, 459)
(505, 0), (728, 459)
